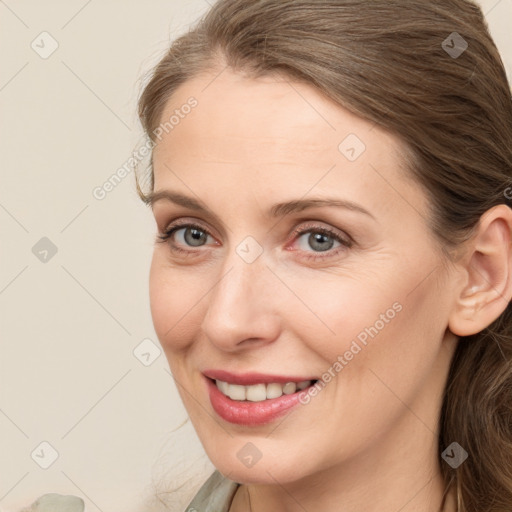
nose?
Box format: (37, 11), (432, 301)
(200, 248), (282, 352)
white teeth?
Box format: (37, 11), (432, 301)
(283, 382), (297, 394)
(227, 384), (246, 401)
(266, 383), (283, 399)
(217, 380), (229, 395)
(215, 379), (314, 402)
(246, 383), (267, 402)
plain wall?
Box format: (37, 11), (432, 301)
(0, 1), (511, 511)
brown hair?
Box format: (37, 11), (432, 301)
(137, 1), (512, 510)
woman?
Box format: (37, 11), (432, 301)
(136, 0), (512, 511)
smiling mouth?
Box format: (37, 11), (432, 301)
(211, 378), (319, 402)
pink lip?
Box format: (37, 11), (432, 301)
(203, 369), (318, 386)
(203, 373), (318, 426)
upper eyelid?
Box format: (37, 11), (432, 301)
(163, 219), (216, 239)
(160, 217), (217, 236)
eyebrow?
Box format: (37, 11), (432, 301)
(145, 190), (375, 220)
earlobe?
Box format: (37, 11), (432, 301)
(448, 205), (512, 337)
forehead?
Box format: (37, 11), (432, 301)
(154, 68), (387, 161)
(150, 67), (428, 223)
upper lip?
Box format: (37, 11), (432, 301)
(203, 369), (318, 386)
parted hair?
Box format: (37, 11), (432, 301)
(137, 1), (512, 510)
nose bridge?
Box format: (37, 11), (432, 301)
(201, 242), (280, 349)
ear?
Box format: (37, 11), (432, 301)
(448, 204), (512, 337)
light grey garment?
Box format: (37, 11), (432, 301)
(184, 470), (240, 512)
(19, 493), (84, 512)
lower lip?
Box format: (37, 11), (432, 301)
(205, 377), (313, 426)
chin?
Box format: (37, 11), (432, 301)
(207, 446), (310, 485)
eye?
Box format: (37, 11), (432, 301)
(157, 220), (353, 261)
(290, 222), (353, 261)
(157, 221), (215, 255)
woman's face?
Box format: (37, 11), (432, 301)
(148, 68), (459, 485)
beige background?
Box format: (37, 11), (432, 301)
(0, 1), (511, 511)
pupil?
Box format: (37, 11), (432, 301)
(187, 228), (206, 246)
(311, 233), (333, 252)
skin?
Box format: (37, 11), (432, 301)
(147, 65), (512, 512)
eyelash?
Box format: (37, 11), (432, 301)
(156, 220), (353, 261)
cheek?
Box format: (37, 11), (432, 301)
(286, 273), (403, 357)
(149, 251), (203, 353)
(290, 262), (445, 374)
(322, 267), (449, 410)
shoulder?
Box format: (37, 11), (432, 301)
(184, 470), (240, 512)
(19, 493), (84, 512)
